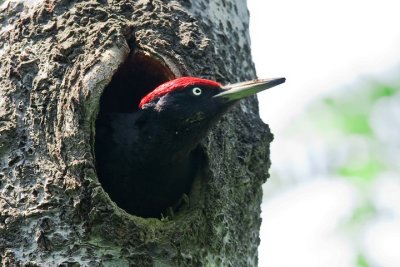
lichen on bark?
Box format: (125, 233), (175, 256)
(0, 0), (272, 266)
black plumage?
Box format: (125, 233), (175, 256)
(94, 77), (285, 218)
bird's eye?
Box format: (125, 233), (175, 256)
(192, 87), (202, 96)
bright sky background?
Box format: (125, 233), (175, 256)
(249, 0), (400, 132)
(248, 0), (400, 266)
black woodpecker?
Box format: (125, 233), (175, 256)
(95, 77), (285, 218)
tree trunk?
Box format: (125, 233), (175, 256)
(0, 0), (272, 266)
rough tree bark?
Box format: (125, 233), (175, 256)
(0, 0), (272, 266)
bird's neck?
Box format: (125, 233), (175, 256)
(137, 109), (206, 165)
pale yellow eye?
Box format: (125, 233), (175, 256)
(192, 87), (202, 96)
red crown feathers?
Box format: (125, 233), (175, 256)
(139, 77), (221, 109)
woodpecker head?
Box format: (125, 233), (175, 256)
(139, 77), (285, 126)
(135, 76), (284, 156)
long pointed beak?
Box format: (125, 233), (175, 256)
(213, 77), (286, 102)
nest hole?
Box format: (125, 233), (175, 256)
(96, 52), (206, 218)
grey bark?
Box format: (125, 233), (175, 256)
(0, 0), (272, 266)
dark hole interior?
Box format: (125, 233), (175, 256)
(96, 52), (193, 218)
(99, 52), (174, 113)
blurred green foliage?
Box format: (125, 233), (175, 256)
(338, 160), (383, 184)
(347, 201), (376, 228)
(321, 97), (373, 135)
(372, 85), (397, 99)
(356, 254), (371, 267)
(307, 81), (399, 267)
(312, 82), (399, 183)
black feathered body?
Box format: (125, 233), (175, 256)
(95, 109), (204, 218)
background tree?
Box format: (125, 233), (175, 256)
(0, 0), (272, 265)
